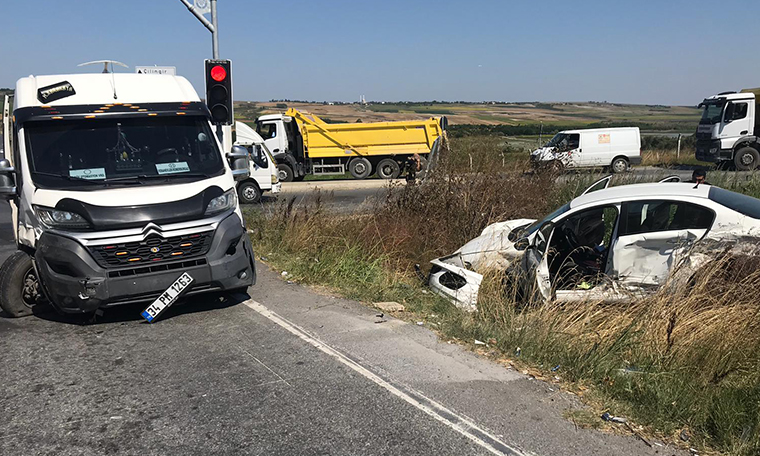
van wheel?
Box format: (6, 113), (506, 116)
(349, 158), (372, 179)
(611, 157), (629, 173)
(238, 181), (262, 204)
(734, 147), (760, 171)
(0, 251), (41, 318)
(277, 164), (294, 182)
(376, 159), (401, 179)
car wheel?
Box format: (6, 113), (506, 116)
(349, 157), (372, 179)
(734, 147), (760, 171)
(376, 159), (401, 179)
(611, 157), (629, 173)
(0, 251), (41, 318)
(237, 181), (262, 204)
(277, 164), (294, 182)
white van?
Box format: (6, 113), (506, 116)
(531, 127), (641, 173)
(234, 121), (280, 204)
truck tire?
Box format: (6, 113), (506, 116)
(238, 181), (262, 204)
(292, 175), (306, 182)
(0, 251), (41, 318)
(734, 147), (760, 171)
(277, 164), (294, 182)
(611, 157), (629, 173)
(349, 157), (372, 179)
(376, 159), (401, 179)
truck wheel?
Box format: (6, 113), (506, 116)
(238, 181), (262, 204)
(734, 147), (760, 171)
(0, 251), (41, 318)
(292, 175), (306, 182)
(349, 157), (372, 179)
(277, 164), (294, 182)
(376, 159), (401, 179)
(611, 157), (629, 173)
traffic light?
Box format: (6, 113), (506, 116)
(204, 59), (233, 125)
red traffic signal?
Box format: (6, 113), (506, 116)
(204, 59), (233, 125)
(210, 65), (226, 82)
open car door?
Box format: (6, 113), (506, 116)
(520, 222), (554, 302)
(581, 175), (613, 195)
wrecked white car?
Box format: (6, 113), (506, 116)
(429, 177), (760, 310)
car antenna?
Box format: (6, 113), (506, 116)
(78, 60), (129, 100)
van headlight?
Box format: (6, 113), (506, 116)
(271, 173), (279, 184)
(205, 189), (237, 216)
(34, 206), (91, 229)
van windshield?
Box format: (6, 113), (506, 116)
(545, 133), (568, 148)
(25, 116), (224, 189)
(700, 100), (725, 124)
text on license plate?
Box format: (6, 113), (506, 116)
(141, 272), (194, 322)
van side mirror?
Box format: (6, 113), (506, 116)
(227, 145), (251, 181)
(0, 159), (17, 200)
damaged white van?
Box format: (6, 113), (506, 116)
(0, 72), (255, 317)
(531, 127), (641, 173)
(429, 177), (760, 310)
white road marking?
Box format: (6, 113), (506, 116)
(243, 299), (530, 456)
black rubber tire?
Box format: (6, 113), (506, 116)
(376, 159), (401, 179)
(349, 157), (372, 179)
(734, 147), (760, 171)
(611, 157), (629, 173)
(237, 181), (262, 204)
(0, 251), (40, 318)
(277, 163), (294, 182)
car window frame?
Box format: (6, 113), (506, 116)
(619, 199), (716, 236)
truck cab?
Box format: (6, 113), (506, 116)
(0, 72), (256, 317)
(696, 91), (760, 170)
(233, 121), (280, 203)
(255, 113), (307, 182)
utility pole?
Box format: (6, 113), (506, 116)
(179, 0), (219, 59)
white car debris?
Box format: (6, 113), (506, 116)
(429, 176), (760, 310)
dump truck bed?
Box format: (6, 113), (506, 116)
(286, 109), (444, 159)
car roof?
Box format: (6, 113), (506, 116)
(570, 182), (711, 209)
(14, 73), (200, 109)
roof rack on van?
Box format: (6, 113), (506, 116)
(717, 91), (736, 95)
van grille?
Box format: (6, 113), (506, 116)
(107, 258), (208, 278)
(89, 232), (213, 268)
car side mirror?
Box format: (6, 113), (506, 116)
(514, 237), (529, 251)
(227, 145), (250, 181)
(0, 159), (17, 200)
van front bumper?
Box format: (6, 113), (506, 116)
(34, 213), (256, 313)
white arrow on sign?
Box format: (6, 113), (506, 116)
(135, 66), (177, 76)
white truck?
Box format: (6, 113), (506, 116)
(530, 127), (641, 173)
(695, 90), (760, 170)
(233, 121), (280, 204)
(0, 71), (256, 318)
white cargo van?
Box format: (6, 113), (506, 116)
(234, 121), (280, 204)
(0, 71), (256, 318)
(531, 127), (641, 173)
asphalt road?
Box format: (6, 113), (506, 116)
(0, 198), (686, 455)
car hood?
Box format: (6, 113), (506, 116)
(437, 218), (536, 271)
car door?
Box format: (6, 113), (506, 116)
(609, 200), (715, 286)
(520, 222), (554, 302)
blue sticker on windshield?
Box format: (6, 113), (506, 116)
(69, 168), (106, 180)
(156, 162), (190, 175)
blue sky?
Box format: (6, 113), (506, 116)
(1, 0), (758, 105)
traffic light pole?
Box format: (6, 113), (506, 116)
(178, 0), (219, 59)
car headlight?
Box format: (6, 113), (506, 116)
(205, 189), (237, 216)
(34, 206), (90, 229)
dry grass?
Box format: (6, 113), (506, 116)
(245, 134), (760, 454)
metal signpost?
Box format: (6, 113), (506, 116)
(179, 0), (219, 59)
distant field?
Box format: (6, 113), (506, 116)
(235, 100), (701, 133)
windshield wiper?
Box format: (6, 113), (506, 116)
(104, 172), (212, 183)
(32, 171), (104, 185)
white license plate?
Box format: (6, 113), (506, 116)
(141, 272), (194, 322)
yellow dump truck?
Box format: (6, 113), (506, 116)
(255, 108), (446, 181)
